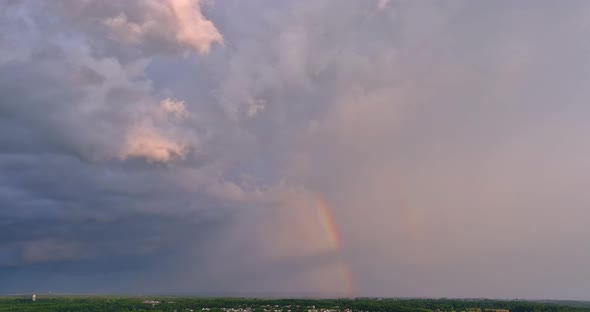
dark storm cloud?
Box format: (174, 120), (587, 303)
(0, 148), (234, 271)
(0, 0), (244, 293)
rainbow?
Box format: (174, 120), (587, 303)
(315, 197), (354, 297)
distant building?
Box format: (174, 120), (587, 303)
(32, 294), (36, 302)
(143, 300), (160, 307)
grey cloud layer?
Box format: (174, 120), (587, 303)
(2, 0), (590, 299)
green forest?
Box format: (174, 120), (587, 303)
(1, 297), (589, 312)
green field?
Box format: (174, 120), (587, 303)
(1, 297), (589, 312)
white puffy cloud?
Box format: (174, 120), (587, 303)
(104, 0), (222, 54)
(159, 98), (189, 121)
(121, 98), (192, 163)
(122, 124), (188, 163)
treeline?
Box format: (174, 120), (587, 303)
(1, 297), (590, 312)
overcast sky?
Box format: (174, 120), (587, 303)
(2, 0), (590, 300)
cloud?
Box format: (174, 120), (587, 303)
(104, 13), (145, 45)
(0, 0), (230, 278)
(246, 98), (266, 118)
(122, 124), (188, 163)
(120, 98), (193, 163)
(376, 0), (390, 11)
(104, 0), (222, 54)
(21, 239), (89, 264)
(3, 0), (590, 299)
(159, 98), (189, 121)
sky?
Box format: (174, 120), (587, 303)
(2, 0), (590, 300)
